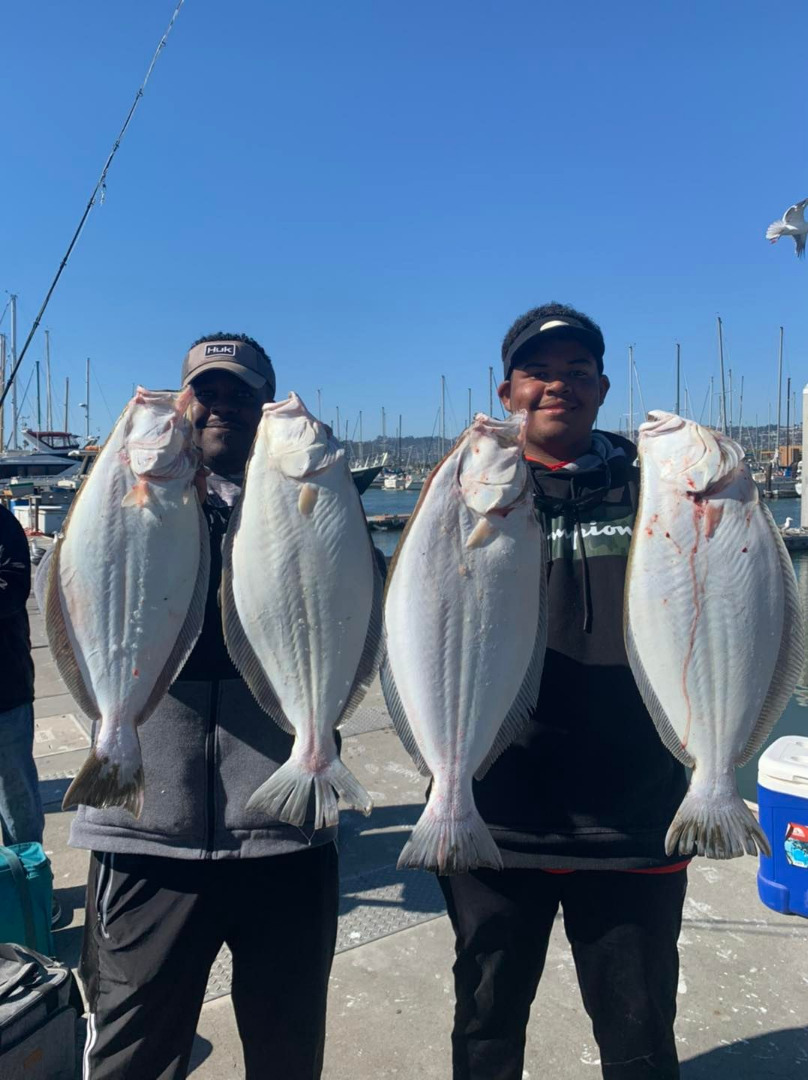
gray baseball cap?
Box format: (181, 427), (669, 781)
(181, 339), (276, 396)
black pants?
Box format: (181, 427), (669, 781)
(80, 843), (339, 1080)
(439, 867), (687, 1080)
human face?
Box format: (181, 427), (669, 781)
(189, 370), (271, 477)
(498, 338), (610, 465)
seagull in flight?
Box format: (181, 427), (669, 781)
(766, 198), (808, 257)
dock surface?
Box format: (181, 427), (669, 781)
(26, 560), (808, 1079)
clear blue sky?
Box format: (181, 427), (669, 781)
(1, 0), (806, 444)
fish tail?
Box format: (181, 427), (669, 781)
(665, 790), (770, 860)
(246, 756), (373, 831)
(62, 746), (145, 818)
(397, 803), (503, 875)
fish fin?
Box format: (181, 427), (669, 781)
(132, 499), (211, 726)
(666, 788), (770, 859)
(246, 755), (373, 829)
(220, 496), (295, 735)
(397, 800), (503, 874)
(624, 621), (695, 768)
(379, 656), (431, 777)
(297, 482), (319, 516)
(121, 481), (150, 508)
(62, 745), (144, 817)
(337, 549), (385, 728)
(474, 543), (548, 780)
(738, 506), (805, 766)
(44, 542), (101, 724)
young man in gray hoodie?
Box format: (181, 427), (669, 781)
(41, 334), (338, 1079)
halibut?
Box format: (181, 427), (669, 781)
(222, 392), (382, 830)
(382, 412), (546, 874)
(625, 411), (804, 858)
(47, 387), (210, 816)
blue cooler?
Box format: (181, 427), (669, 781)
(757, 736), (808, 918)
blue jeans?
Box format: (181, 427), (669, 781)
(0, 703), (44, 846)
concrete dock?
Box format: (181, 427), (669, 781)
(25, 582), (808, 1079)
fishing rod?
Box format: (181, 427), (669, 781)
(0, 0), (187, 413)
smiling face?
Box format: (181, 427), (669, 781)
(498, 338), (610, 465)
(189, 369), (272, 478)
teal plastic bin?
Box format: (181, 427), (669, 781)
(0, 844), (54, 955)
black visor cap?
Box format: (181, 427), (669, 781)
(503, 317), (605, 378)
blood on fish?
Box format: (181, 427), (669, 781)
(704, 501), (724, 539)
(646, 527), (654, 537)
(133, 669), (139, 677)
(741, 546), (748, 553)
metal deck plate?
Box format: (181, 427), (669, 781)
(203, 863), (445, 1002)
(340, 704), (393, 737)
(33, 713), (91, 757)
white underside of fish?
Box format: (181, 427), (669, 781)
(47, 400), (209, 817)
(222, 422), (382, 831)
(383, 438), (546, 874)
(626, 460), (803, 858)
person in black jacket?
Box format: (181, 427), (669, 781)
(0, 504), (43, 848)
(438, 302), (689, 1080)
(38, 334), (347, 1080)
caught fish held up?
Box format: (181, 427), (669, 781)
(382, 412), (546, 875)
(222, 392), (382, 830)
(47, 387), (210, 816)
(625, 411), (804, 859)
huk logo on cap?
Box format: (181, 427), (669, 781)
(204, 344), (237, 357)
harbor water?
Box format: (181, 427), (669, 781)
(361, 490), (807, 803)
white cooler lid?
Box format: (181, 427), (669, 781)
(758, 736), (808, 795)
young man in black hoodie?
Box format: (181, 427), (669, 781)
(438, 303), (689, 1080)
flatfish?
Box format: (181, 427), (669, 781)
(382, 412), (546, 874)
(222, 392), (382, 830)
(47, 387), (210, 816)
(625, 411), (803, 858)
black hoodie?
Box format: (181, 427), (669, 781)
(474, 432), (688, 870)
(0, 505), (35, 712)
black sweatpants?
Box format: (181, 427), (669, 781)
(80, 843), (339, 1080)
(439, 867), (687, 1080)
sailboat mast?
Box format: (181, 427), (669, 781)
(398, 414), (402, 466)
(85, 356), (91, 440)
(358, 410), (363, 462)
(717, 316), (727, 434)
(786, 377), (791, 467)
(10, 294), (18, 448)
(0, 334), (5, 451)
(64, 377), (70, 431)
(776, 326), (783, 466)
(675, 343), (680, 416)
(628, 346), (634, 441)
(738, 376), (744, 446)
(441, 374), (446, 458)
(45, 330), (52, 430)
(36, 360), (41, 430)
(728, 369), (733, 442)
